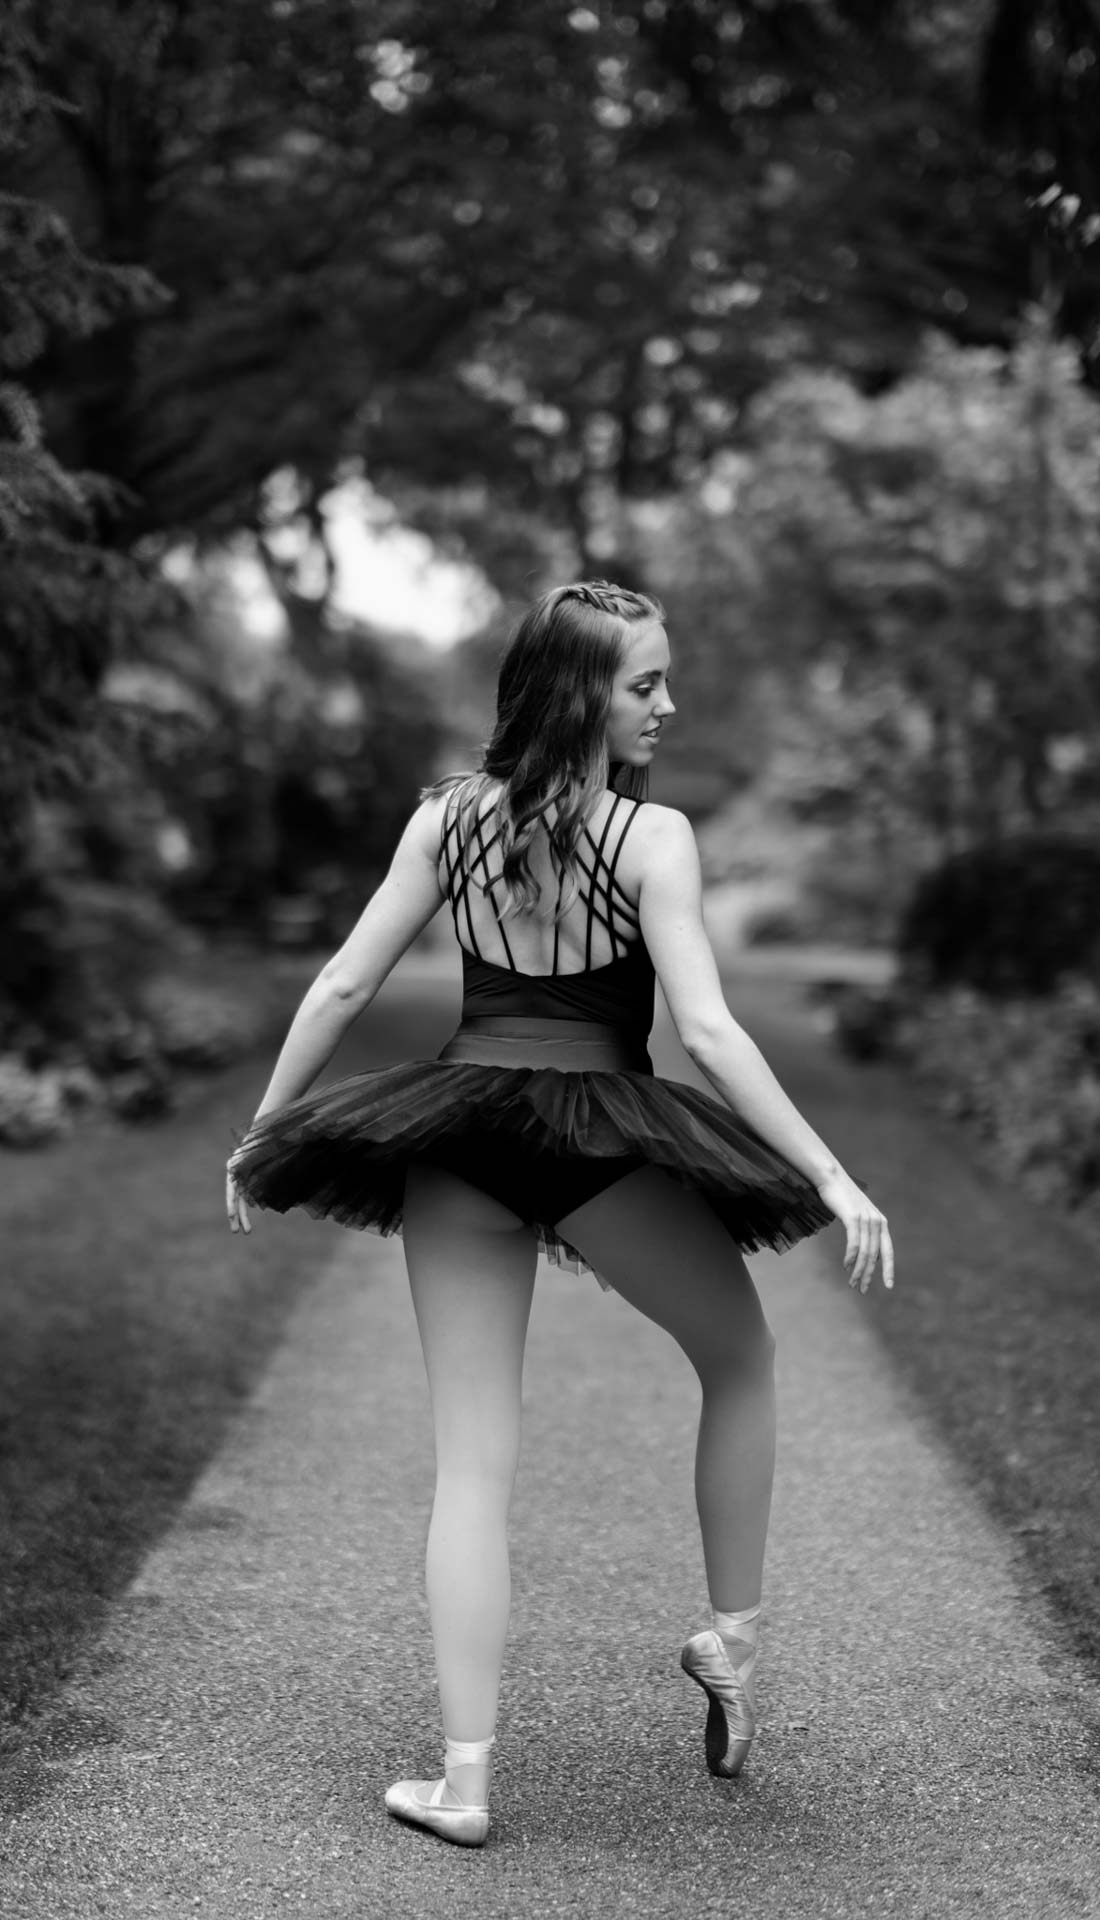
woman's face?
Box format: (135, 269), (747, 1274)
(605, 619), (676, 766)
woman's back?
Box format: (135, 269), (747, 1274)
(440, 784), (644, 980)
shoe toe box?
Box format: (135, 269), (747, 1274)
(384, 1779), (423, 1815)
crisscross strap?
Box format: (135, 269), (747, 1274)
(441, 794), (516, 965)
(441, 790), (643, 974)
(577, 794), (643, 966)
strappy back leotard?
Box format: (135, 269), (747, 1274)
(437, 790), (655, 1065)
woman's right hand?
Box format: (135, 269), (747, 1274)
(226, 1159), (252, 1235)
(814, 1168), (894, 1294)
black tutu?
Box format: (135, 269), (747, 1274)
(228, 1018), (836, 1275)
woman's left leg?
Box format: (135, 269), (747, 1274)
(555, 1167), (774, 1778)
(401, 1161), (538, 1810)
(557, 1166), (775, 1613)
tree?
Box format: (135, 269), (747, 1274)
(979, 0), (1100, 379)
(9, 0), (1099, 871)
(150, 579), (444, 935)
(370, 0), (1035, 571)
(0, 4), (167, 845)
(16, 0), (1049, 568)
(736, 310), (1100, 855)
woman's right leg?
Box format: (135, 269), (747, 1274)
(402, 1161), (538, 1809)
(556, 1166), (777, 1615)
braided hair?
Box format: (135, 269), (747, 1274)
(426, 579), (665, 921)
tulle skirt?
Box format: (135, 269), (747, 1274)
(228, 1015), (835, 1281)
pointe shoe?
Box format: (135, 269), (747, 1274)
(680, 1628), (756, 1777)
(384, 1777), (490, 1847)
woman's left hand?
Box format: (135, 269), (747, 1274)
(814, 1166), (894, 1294)
(226, 1159), (252, 1235)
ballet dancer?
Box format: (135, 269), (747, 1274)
(226, 580), (893, 1846)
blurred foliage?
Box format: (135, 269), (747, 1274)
(9, 1), (1096, 563)
(0, 536), (441, 1123)
(893, 978), (1100, 1244)
(741, 312), (1100, 843)
(0, 856), (183, 1138)
(150, 584), (444, 934)
(825, 969), (1100, 1247)
(29, 557), (443, 941)
(898, 834), (1100, 995)
(0, 863), (176, 1056)
(637, 310), (1100, 934)
(0, 4), (169, 841)
(8, 2), (1100, 749)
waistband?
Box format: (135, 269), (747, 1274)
(437, 1015), (652, 1074)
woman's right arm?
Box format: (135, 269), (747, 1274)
(225, 794), (451, 1236)
(235, 794), (449, 1130)
(636, 807), (893, 1291)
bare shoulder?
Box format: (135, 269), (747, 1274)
(397, 789), (452, 859)
(630, 801), (698, 861)
(631, 799), (694, 838)
(618, 801), (699, 892)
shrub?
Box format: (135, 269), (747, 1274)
(0, 868), (177, 1053)
(139, 976), (269, 1070)
(824, 984), (909, 1062)
(0, 1057), (72, 1147)
(894, 978), (1100, 1218)
(897, 835), (1100, 996)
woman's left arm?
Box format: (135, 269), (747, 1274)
(634, 805), (894, 1292)
(234, 795), (448, 1130)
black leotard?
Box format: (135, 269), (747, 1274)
(424, 793), (654, 1222)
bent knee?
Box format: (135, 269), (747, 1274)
(695, 1314), (776, 1389)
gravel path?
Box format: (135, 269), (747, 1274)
(1, 965), (1097, 1918)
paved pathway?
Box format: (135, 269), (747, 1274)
(1, 969), (1098, 1919)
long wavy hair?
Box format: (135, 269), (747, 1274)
(426, 579), (665, 920)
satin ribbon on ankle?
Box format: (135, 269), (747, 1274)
(445, 1734), (496, 1769)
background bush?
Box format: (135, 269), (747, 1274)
(892, 978), (1100, 1242)
(897, 834), (1100, 994)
